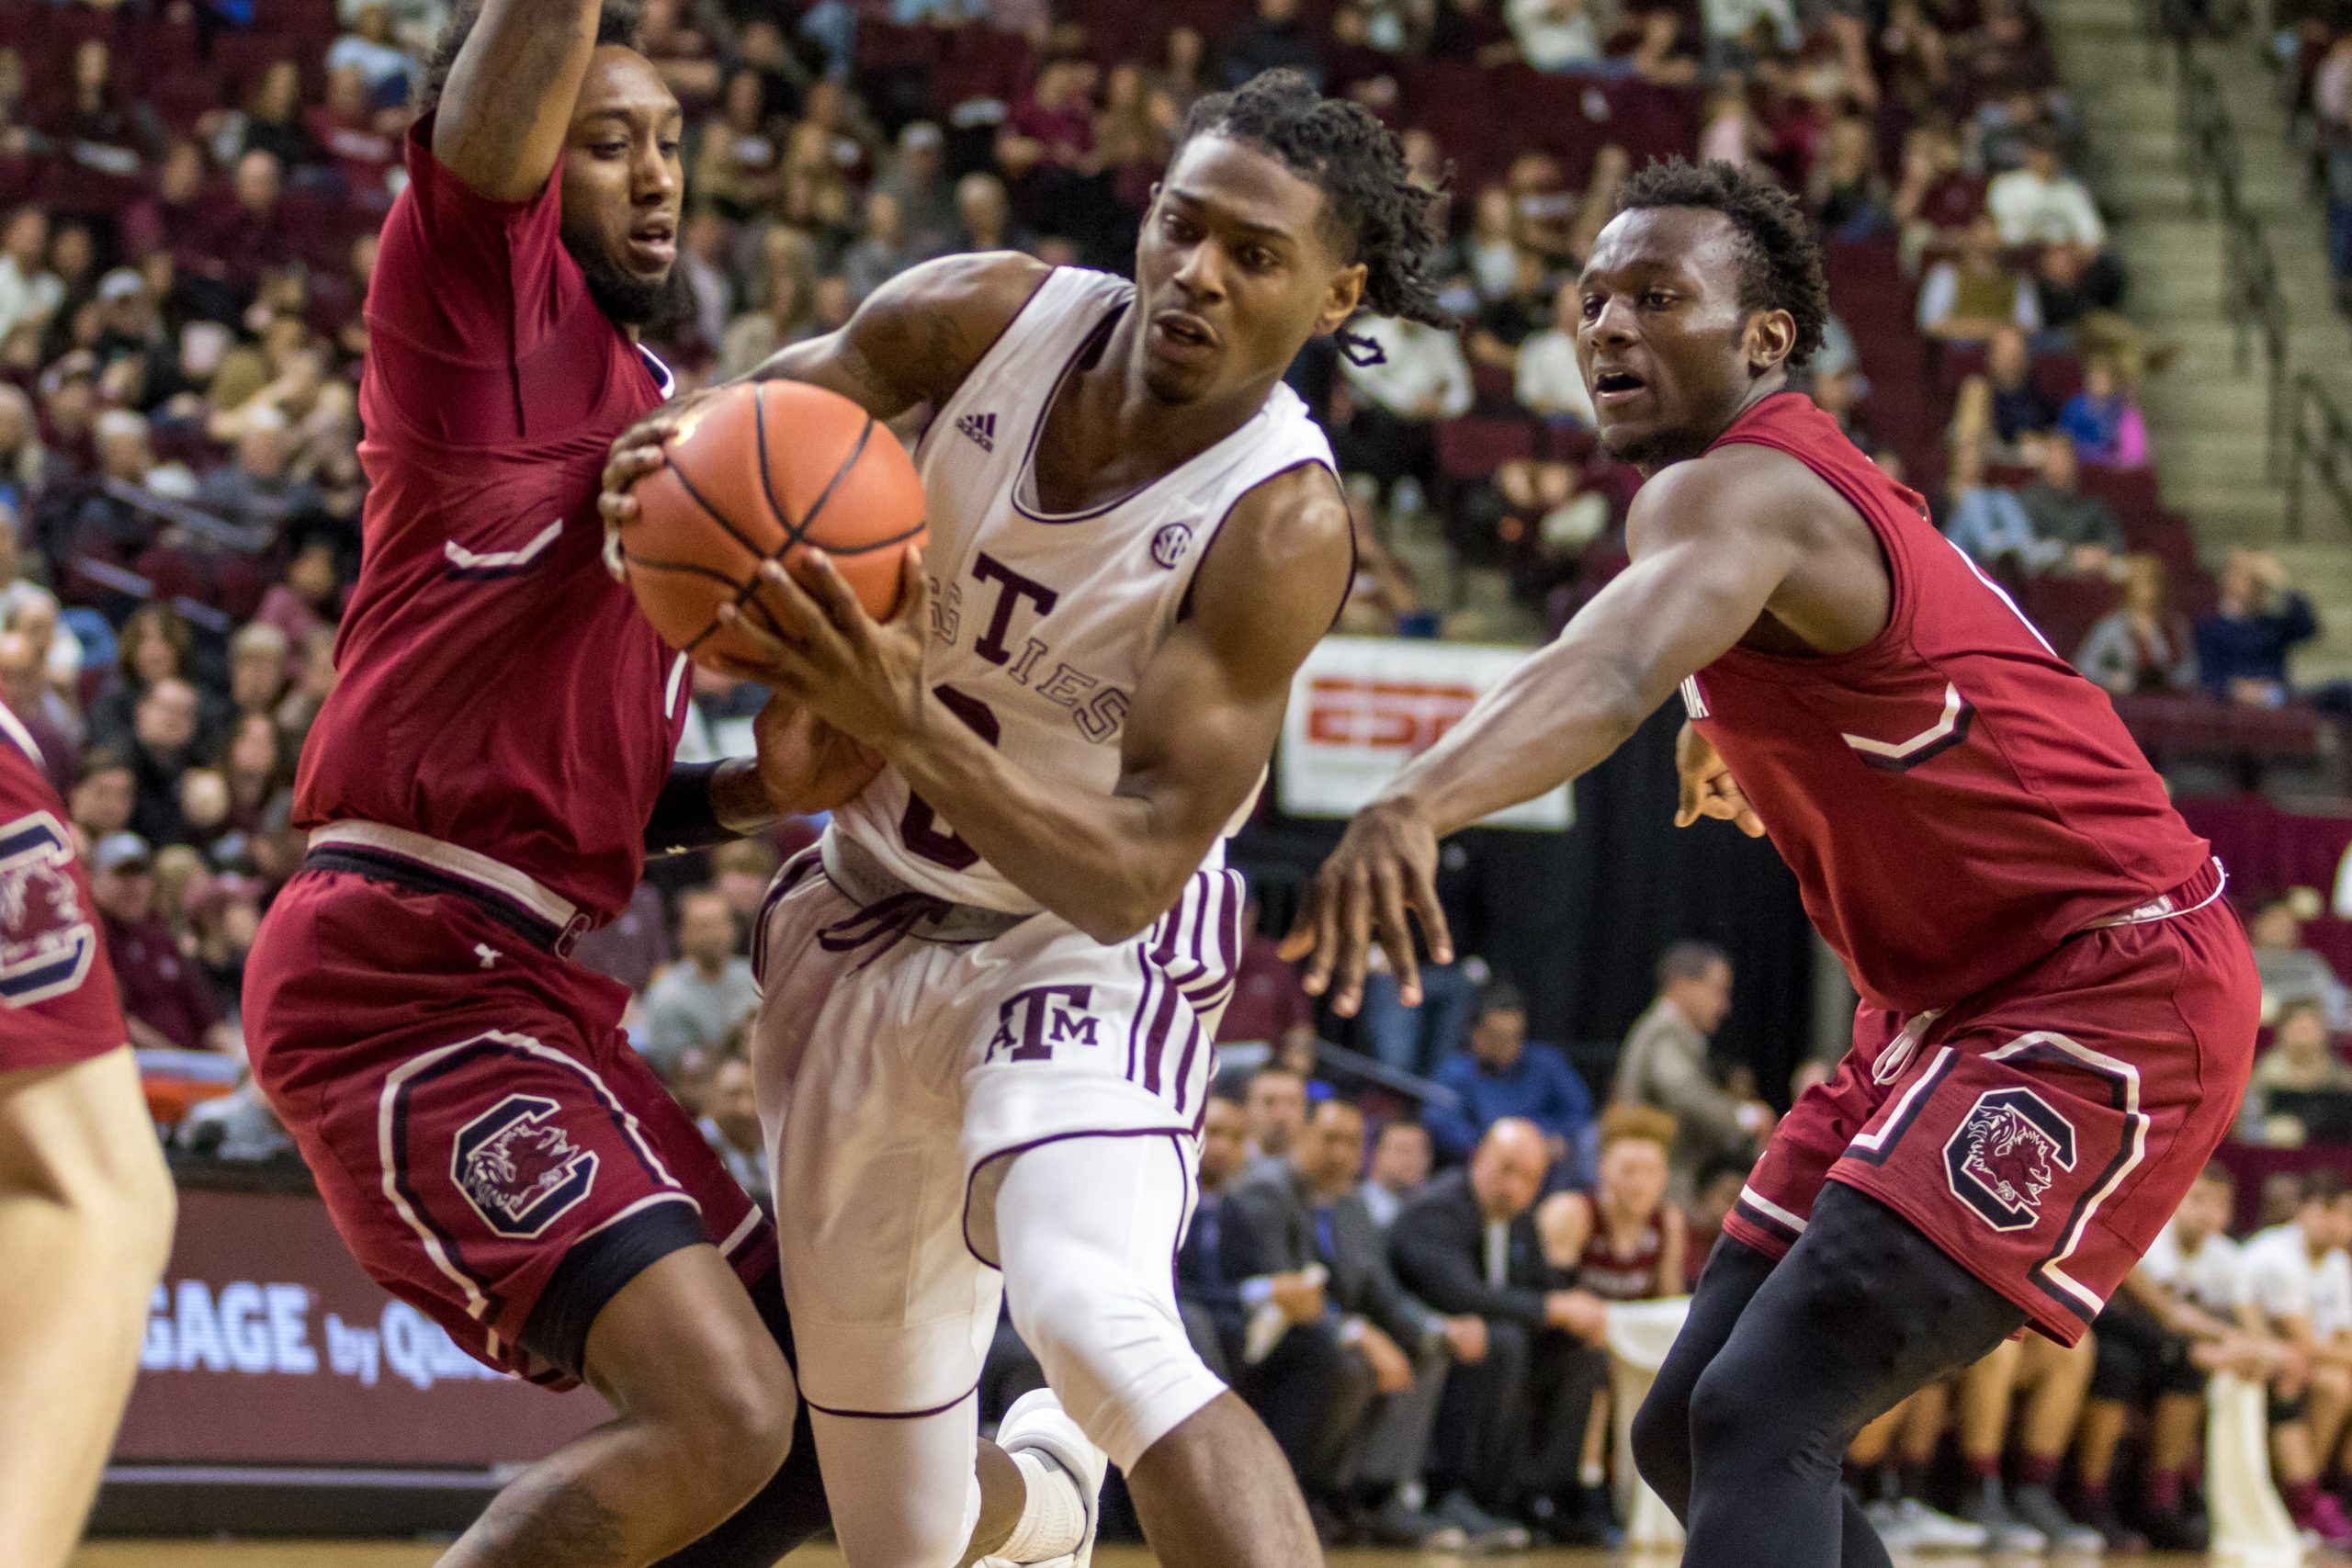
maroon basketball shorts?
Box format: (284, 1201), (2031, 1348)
(1723, 859), (2257, 1346)
(244, 838), (773, 1386)
(0, 802), (125, 1071)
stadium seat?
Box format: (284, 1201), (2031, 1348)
(1435, 416), (1536, 478)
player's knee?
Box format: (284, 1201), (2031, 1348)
(1686, 1349), (1784, 1468)
(1006, 1266), (1212, 1469)
(1631, 1376), (1694, 1502)
(651, 1347), (799, 1508)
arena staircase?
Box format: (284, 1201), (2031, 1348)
(2047, 0), (2352, 682)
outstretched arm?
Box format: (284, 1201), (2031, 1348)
(1282, 447), (1820, 1014)
(712, 464), (1354, 943)
(431, 0), (604, 200)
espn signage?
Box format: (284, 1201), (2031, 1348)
(114, 1186), (606, 1467)
(1280, 637), (1572, 830)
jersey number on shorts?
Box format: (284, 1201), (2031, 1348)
(900, 683), (1000, 871)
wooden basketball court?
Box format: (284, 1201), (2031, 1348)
(71, 1544), (2227, 1565)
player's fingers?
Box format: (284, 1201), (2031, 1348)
(785, 549), (869, 633)
(1330, 864), (1375, 1017)
(598, 490), (639, 528)
(892, 547), (929, 627)
(1408, 856), (1454, 966)
(1370, 862), (1420, 1008)
(1292, 878), (1340, 996)
(755, 559), (842, 649)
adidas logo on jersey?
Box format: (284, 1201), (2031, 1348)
(956, 412), (997, 451)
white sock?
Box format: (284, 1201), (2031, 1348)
(997, 1447), (1087, 1562)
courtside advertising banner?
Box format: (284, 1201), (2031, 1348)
(1279, 637), (1573, 830)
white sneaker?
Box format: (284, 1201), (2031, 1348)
(1893, 1496), (1992, 1551)
(986, 1389), (1106, 1568)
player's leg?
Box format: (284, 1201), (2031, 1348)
(994, 1132), (1321, 1568)
(2005, 1332), (2101, 1548)
(1679, 1182), (2027, 1568)
(435, 1243), (801, 1568)
(0, 1048), (175, 1568)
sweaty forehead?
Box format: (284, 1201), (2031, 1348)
(1583, 206), (1744, 289)
(1164, 133), (1337, 255)
(571, 46), (682, 130)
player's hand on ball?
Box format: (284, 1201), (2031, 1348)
(597, 387), (723, 548)
(1674, 720), (1765, 838)
(750, 693), (885, 816)
(1279, 796), (1452, 1019)
(714, 549), (930, 750)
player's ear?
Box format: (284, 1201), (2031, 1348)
(1747, 307), (1797, 377)
(1317, 262), (1367, 337)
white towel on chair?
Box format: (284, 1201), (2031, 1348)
(2208, 1370), (2305, 1568)
(1605, 1297), (1692, 1551)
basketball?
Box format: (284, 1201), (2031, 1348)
(618, 380), (928, 667)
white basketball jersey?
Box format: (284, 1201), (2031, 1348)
(832, 266), (1337, 913)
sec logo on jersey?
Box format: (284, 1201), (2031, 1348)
(1149, 522), (1193, 570)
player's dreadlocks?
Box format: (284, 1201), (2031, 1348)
(1176, 69), (1453, 354)
(415, 0), (647, 116)
(1616, 157), (1830, 373)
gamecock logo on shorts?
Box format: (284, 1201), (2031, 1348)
(1943, 1088), (2077, 1233)
(452, 1095), (600, 1238)
(0, 811), (97, 1008)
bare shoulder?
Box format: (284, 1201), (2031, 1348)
(1626, 441), (1846, 558)
(1184, 461), (1353, 673)
(851, 251), (1053, 405)
(1217, 460), (1353, 575)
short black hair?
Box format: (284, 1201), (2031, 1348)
(1175, 69), (1452, 329)
(1657, 938), (1731, 988)
(1476, 977), (1526, 1020)
(417, 0), (646, 116)
(2304, 1168), (2350, 1207)
(1615, 156), (1830, 373)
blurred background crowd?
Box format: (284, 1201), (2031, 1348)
(15, 0), (2352, 1550)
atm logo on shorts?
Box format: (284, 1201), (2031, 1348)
(452, 1095), (599, 1239)
(1944, 1088), (2076, 1233)
(0, 810), (97, 1007)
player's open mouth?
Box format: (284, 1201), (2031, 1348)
(1592, 368), (1647, 404)
(628, 224), (677, 267)
(1150, 311), (1218, 362)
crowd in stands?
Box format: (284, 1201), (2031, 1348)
(12, 0), (2352, 1549)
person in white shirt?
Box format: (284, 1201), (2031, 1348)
(1507, 0), (1602, 70)
(1513, 278), (1597, 429)
(1336, 312), (1473, 512)
(2078, 1165), (2263, 1547)
(2238, 1173), (2352, 1543)
(0, 208), (62, 346)
(1985, 134), (2105, 251)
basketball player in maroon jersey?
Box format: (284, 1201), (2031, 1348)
(237, 1), (1091, 1562)
(1286, 158), (2259, 1566)
(0, 701), (174, 1568)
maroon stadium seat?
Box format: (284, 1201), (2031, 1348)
(1436, 416), (1536, 478)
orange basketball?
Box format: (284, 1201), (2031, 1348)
(619, 380), (927, 667)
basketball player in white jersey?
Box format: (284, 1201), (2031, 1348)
(601, 69), (1448, 1568)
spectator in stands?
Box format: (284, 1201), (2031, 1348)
(1429, 0), (1523, 67)
(308, 64), (401, 205)
(0, 207), (61, 344)
(127, 676), (204, 846)
(1538, 1104), (1688, 1302)
(1363, 1118), (1433, 1230)
(1176, 1092), (1349, 1523)
(953, 170), (1031, 255)
(2076, 1166), (2252, 1550)
(1513, 277), (1597, 430)
(1333, 311), (1472, 513)
(55, 39), (165, 175)
(1426, 980), (1593, 1178)
(0, 627), (74, 784)
(1334, 477), (1426, 635)
(841, 189), (924, 303)
(1248, 1063), (1311, 1164)
(697, 1052), (769, 1198)
(1940, 436), (2047, 572)
(1465, 248), (1552, 377)
(1809, 114), (1889, 242)
(197, 408), (323, 542)
(639, 886), (759, 1077)
(2249, 895), (2352, 1027)
(874, 122), (957, 261)
(70, 750), (135, 844)
(328, 3), (420, 100)
(221, 60), (325, 174)
(1391, 1117), (1597, 1547)
(2077, 554), (2197, 696)
(2196, 548), (2319, 707)
(1509, 0), (1604, 70)
(691, 68), (784, 222)
(2237, 1171), (2352, 1544)
(91, 831), (236, 1054)
(0, 389), (43, 518)
(2058, 354), (2150, 467)
(183, 149), (290, 318)
(1917, 214), (2040, 344)
(1611, 941), (1765, 1200)
(1453, 185), (1524, 305)
(2017, 434), (2124, 573)
(1988, 127), (2120, 298)
(1231, 1098), (1477, 1546)
(2244, 997), (2352, 1135)
(1224, 0), (1330, 87)
(1218, 896), (1319, 1068)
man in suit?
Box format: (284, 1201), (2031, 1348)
(1232, 1098), (1496, 1547)
(1391, 1117), (1612, 1543)
(1176, 1091), (1346, 1530)
(1611, 940), (1770, 1201)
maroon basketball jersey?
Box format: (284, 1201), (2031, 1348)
(0, 703), (127, 1067)
(1577, 1208), (1667, 1303)
(1682, 392), (2211, 1016)
(293, 123), (687, 924)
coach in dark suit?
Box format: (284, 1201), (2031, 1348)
(1176, 1092), (1344, 1505)
(1390, 1116), (1612, 1541)
(1231, 1098), (1495, 1544)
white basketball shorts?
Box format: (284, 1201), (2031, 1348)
(748, 839), (1243, 1417)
